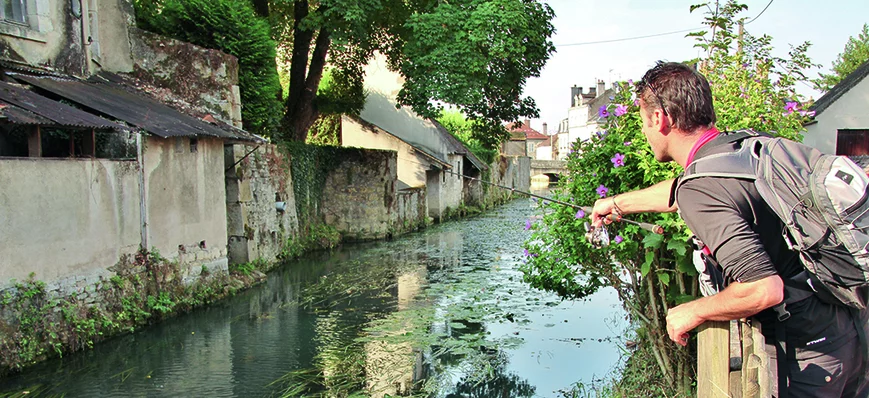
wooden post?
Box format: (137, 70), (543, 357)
(82, 129), (96, 157)
(28, 126), (41, 157)
(698, 321), (731, 398)
(741, 320), (771, 397)
(730, 320), (744, 398)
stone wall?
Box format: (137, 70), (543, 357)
(128, 28), (243, 128)
(320, 148), (397, 241)
(225, 144), (300, 265)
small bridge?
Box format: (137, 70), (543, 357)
(530, 159), (567, 181)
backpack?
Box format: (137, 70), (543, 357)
(679, 129), (869, 309)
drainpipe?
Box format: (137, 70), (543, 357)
(137, 131), (149, 250)
(77, 0), (91, 75)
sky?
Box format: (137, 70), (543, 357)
(523, 0), (869, 134)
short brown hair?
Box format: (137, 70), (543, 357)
(635, 62), (716, 132)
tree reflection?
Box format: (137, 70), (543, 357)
(446, 362), (536, 398)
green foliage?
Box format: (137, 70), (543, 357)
(814, 24), (869, 92)
(315, 67), (366, 117)
(521, 1), (815, 392)
(437, 110), (498, 164)
(398, 0), (556, 149)
(133, 0), (282, 136)
(0, 249), (266, 374)
(306, 114), (342, 146)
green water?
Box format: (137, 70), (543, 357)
(0, 196), (626, 397)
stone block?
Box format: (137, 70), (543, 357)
(238, 179), (253, 202)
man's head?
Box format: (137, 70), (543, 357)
(635, 62), (716, 162)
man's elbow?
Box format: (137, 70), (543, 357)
(756, 275), (785, 310)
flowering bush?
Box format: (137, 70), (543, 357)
(521, 1), (816, 393)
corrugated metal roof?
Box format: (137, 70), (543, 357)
(0, 80), (126, 130)
(10, 73), (261, 142)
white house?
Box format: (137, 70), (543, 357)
(341, 54), (486, 222)
(558, 81), (614, 160)
(803, 60), (869, 155)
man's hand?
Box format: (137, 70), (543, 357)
(591, 197), (617, 228)
(666, 301), (704, 346)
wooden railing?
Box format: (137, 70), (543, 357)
(697, 319), (771, 397)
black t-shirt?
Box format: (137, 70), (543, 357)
(675, 136), (860, 355)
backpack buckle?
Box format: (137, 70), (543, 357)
(773, 303), (791, 322)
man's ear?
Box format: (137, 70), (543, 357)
(654, 109), (669, 134)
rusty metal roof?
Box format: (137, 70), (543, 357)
(10, 73), (261, 142)
(0, 80), (126, 130)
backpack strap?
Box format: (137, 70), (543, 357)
(680, 135), (763, 187)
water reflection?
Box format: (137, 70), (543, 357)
(0, 196), (623, 398)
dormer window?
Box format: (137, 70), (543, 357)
(1, 0), (26, 24)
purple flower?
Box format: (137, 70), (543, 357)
(575, 209), (585, 219)
(614, 235), (624, 244)
(628, 79), (634, 85)
(614, 104), (628, 117)
(596, 185), (609, 198)
(633, 98), (640, 107)
(523, 248), (531, 257)
(785, 101), (798, 114)
(611, 153), (625, 168)
(596, 130), (608, 139)
(598, 106), (609, 118)
(624, 141), (632, 146)
(742, 63), (750, 69)
(525, 219), (532, 230)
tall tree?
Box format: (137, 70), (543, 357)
(814, 24), (869, 92)
(260, 0), (555, 144)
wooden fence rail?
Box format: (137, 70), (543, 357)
(697, 319), (771, 398)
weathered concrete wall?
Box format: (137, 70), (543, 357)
(804, 80), (869, 154)
(128, 28), (243, 128)
(480, 155), (531, 205)
(321, 149), (398, 241)
(502, 140), (526, 157)
(395, 187), (427, 232)
(0, 0), (86, 76)
(225, 144), (300, 265)
(0, 158), (141, 291)
(144, 136), (228, 280)
(92, 0), (135, 73)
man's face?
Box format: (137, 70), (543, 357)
(638, 100), (670, 163)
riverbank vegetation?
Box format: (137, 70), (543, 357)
(522, 1), (816, 395)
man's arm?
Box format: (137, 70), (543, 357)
(591, 178), (678, 227)
(665, 275), (784, 346)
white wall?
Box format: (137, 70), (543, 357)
(0, 158), (141, 289)
(803, 80), (869, 154)
(341, 116), (438, 189)
(144, 136), (228, 270)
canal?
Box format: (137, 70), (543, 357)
(0, 194), (626, 397)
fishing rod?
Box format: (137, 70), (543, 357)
(441, 168), (665, 235)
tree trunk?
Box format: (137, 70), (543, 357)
(280, 1), (332, 142)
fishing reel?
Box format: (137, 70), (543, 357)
(584, 222), (610, 248)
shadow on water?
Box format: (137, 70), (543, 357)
(0, 194), (624, 398)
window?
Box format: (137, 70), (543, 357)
(837, 129), (869, 156)
(1, 0), (26, 24)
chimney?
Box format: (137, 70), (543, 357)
(542, 123), (548, 135)
(597, 80), (605, 98)
(571, 86), (581, 107)
(524, 118), (531, 128)
(587, 87), (596, 98)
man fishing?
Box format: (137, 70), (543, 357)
(590, 62), (868, 396)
